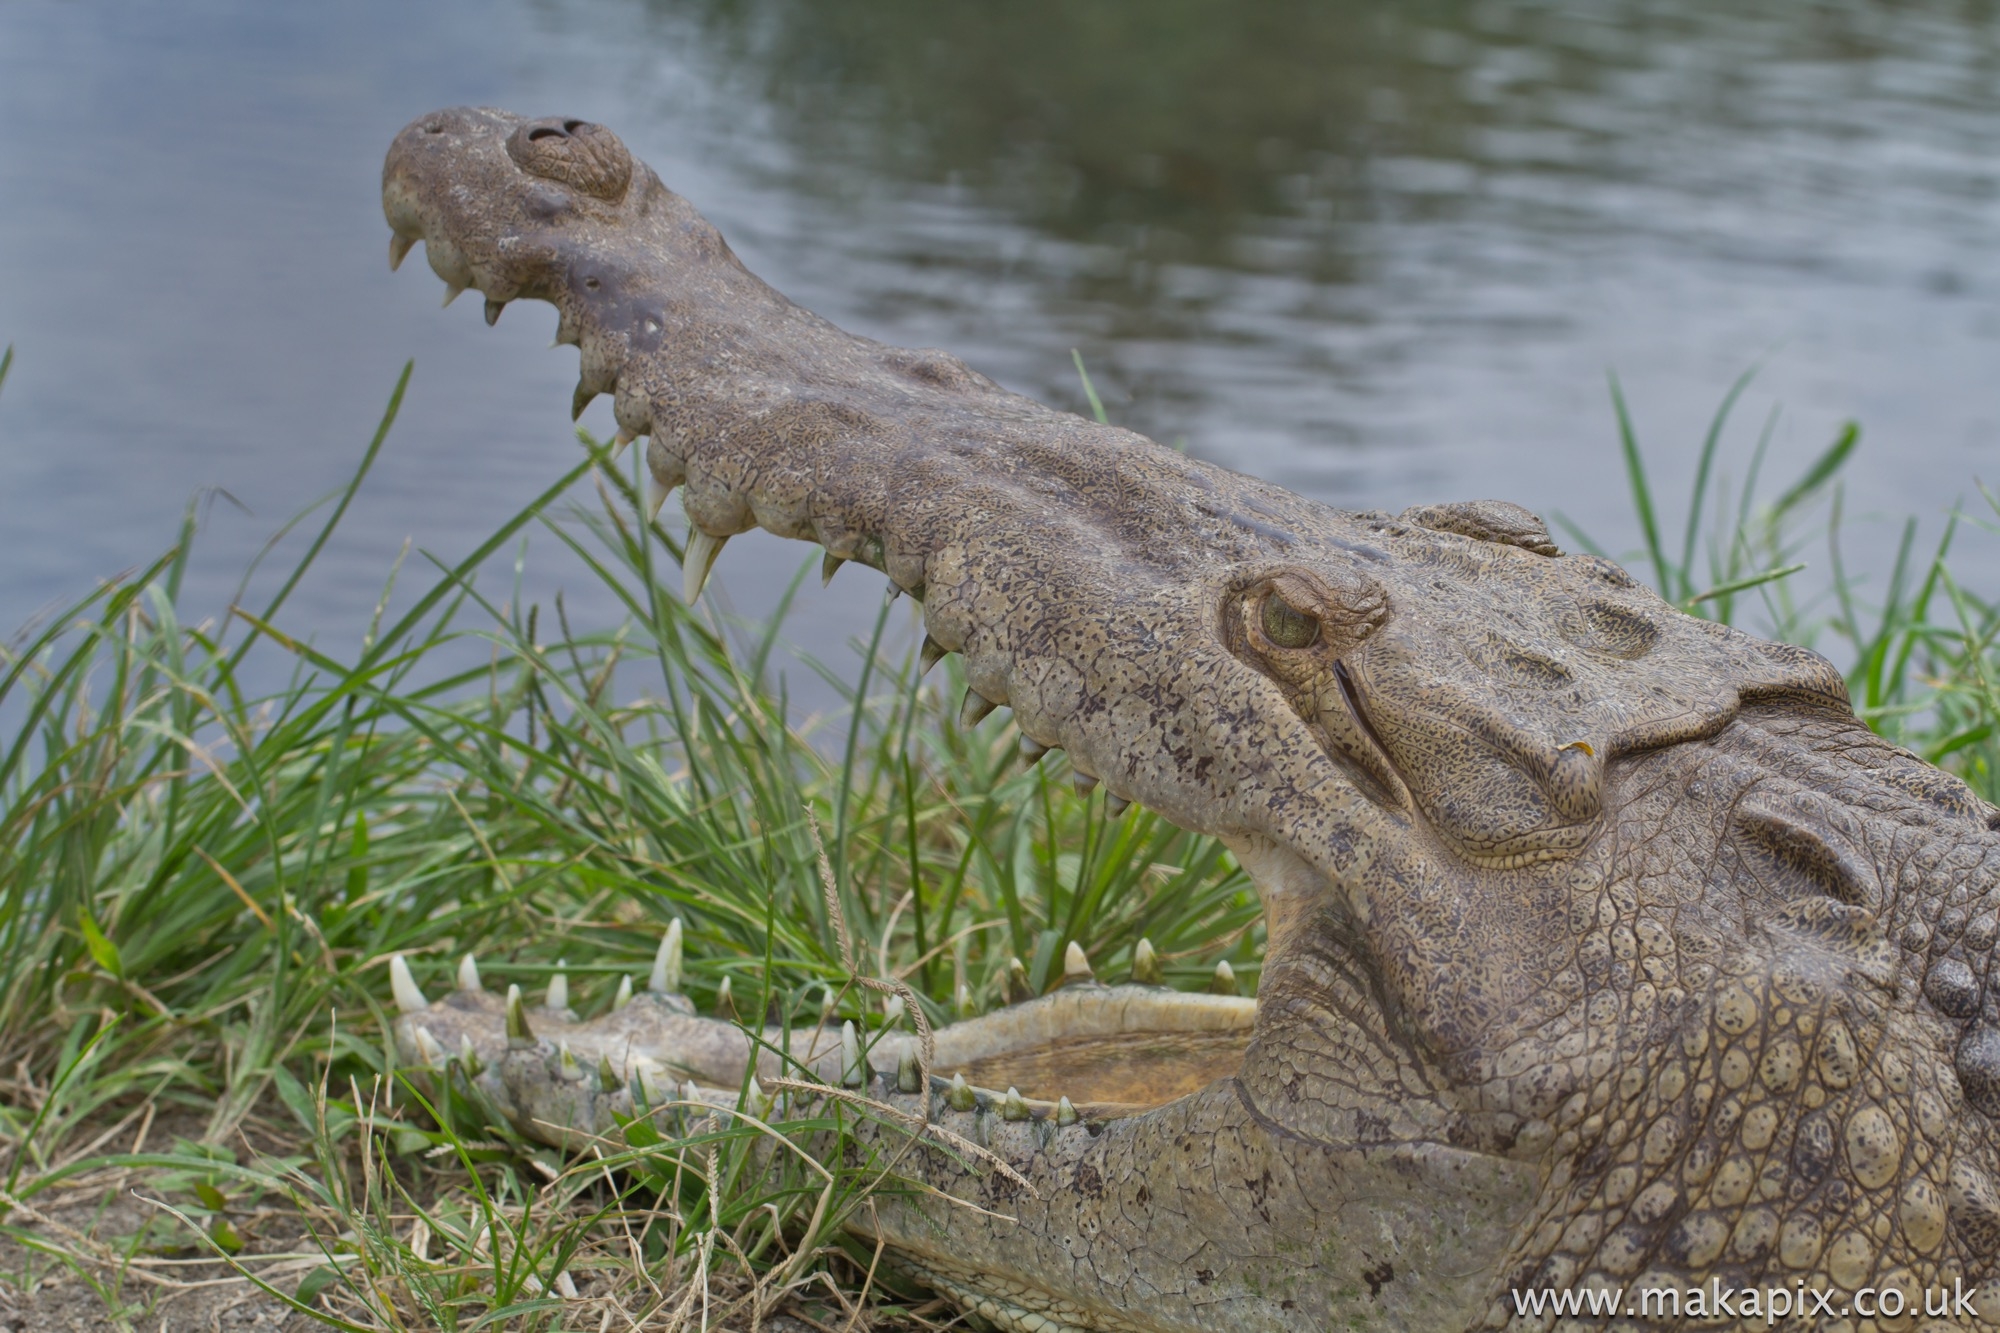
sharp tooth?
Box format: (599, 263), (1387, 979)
(553, 311), (581, 346)
(598, 1055), (620, 1093)
(1104, 792), (1131, 818)
(821, 551), (846, 587)
(613, 426), (637, 459)
(650, 919), (684, 994)
(955, 983), (977, 1020)
(1005, 956), (1034, 1005)
(556, 1041), (583, 1081)
(457, 953), (482, 993)
(1072, 771), (1099, 796)
(571, 384), (598, 421)
(628, 1057), (662, 1108)
(1055, 1095), (1079, 1127)
(959, 690), (996, 729)
(483, 298), (506, 326)
(896, 1050), (921, 1094)
(745, 1076), (771, 1119)
(389, 233), (416, 271)
(555, 1272), (579, 1301)
(947, 1072), (975, 1112)
(646, 476), (674, 521)
(888, 585), (904, 603)
(506, 985), (535, 1045)
(442, 281), (467, 307)
(413, 1026), (446, 1066)
(612, 974), (633, 1011)
(840, 1020), (863, 1088)
(920, 636), (948, 675)
(883, 994), (906, 1028)
(1001, 1087), (1029, 1122)
(1210, 960), (1238, 997)
(389, 955), (428, 1014)
(683, 530), (726, 604)
(458, 1034), (484, 1077)
(1062, 941), (1095, 984)
(714, 975), (736, 1020)
(546, 960), (568, 1012)
(1131, 938), (1164, 986)
(1020, 735), (1050, 763)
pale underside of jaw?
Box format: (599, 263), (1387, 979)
(386, 927), (1259, 1153)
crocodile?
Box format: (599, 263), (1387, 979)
(379, 107), (2000, 1331)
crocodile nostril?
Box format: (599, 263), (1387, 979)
(527, 125), (570, 142)
(562, 119), (588, 133)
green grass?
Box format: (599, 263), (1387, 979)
(2, 356), (1998, 1329)
(0, 361), (1255, 1329)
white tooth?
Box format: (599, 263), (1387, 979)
(613, 427), (637, 459)
(612, 974), (633, 1011)
(414, 1026), (446, 1066)
(1055, 1095), (1079, 1127)
(1211, 959), (1238, 996)
(959, 690), (997, 729)
(554, 1271), (579, 1300)
(955, 983), (977, 1019)
(632, 1056), (669, 1104)
(1001, 1087), (1029, 1121)
(683, 530), (727, 604)
(841, 1020), (863, 1088)
(1104, 792), (1131, 818)
(883, 994), (905, 1027)
(650, 919), (684, 994)
(458, 1033), (481, 1073)
(441, 281), (467, 307)
(389, 233), (416, 271)
(745, 1076), (769, 1117)
(647, 476), (674, 521)
(546, 961), (569, 1012)
(389, 955), (428, 1014)
(506, 984), (534, 1044)
(1062, 941), (1094, 983)
(1132, 938), (1163, 986)
(457, 953), (482, 993)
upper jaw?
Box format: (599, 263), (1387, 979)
(382, 107), (643, 308)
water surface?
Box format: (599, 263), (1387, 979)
(2, 0), (1996, 705)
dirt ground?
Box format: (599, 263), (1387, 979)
(0, 1104), (939, 1333)
(0, 1184), (318, 1333)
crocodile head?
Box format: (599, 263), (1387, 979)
(382, 108), (2000, 1330)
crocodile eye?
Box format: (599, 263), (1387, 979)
(1261, 592), (1320, 649)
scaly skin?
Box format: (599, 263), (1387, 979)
(380, 107), (2000, 1330)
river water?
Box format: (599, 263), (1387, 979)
(2, 0), (1996, 708)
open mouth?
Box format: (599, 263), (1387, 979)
(389, 933), (1260, 1139)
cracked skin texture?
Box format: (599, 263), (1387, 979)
(381, 107), (2000, 1330)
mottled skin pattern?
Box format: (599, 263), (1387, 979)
(381, 107), (2000, 1330)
